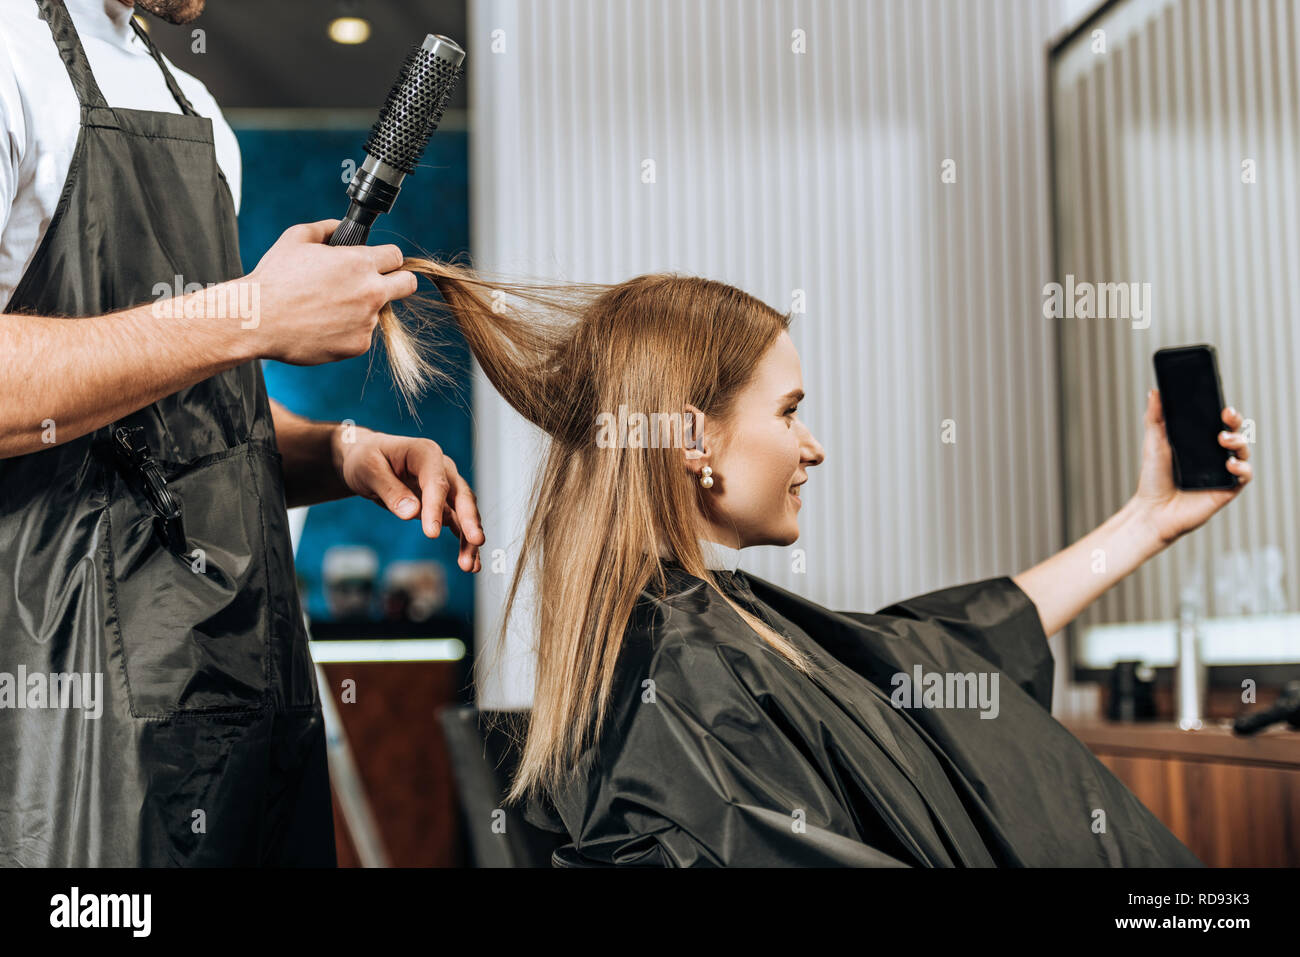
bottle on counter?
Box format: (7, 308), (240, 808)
(1175, 579), (1208, 731)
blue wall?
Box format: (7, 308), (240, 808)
(234, 126), (474, 627)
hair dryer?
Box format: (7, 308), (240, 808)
(1233, 680), (1300, 735)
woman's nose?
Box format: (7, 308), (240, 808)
(799, 422), (826, 466)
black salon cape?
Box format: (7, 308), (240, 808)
(526, 564), (1203, 867)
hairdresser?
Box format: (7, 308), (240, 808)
(0, 0), (482, 865)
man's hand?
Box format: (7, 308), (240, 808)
(0, 220), (417, 459)
(237, 219), (418, 366)
(331, 425), (484, 573)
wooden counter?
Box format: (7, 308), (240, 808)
(1062, 718), (1300, 866)
(320, 660), (465, 867)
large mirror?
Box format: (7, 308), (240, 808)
(1049, 0), (1298, 695)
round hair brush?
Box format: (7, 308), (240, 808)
(329, 34), (466, 247)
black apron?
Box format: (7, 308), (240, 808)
(0, 0), (335, 866)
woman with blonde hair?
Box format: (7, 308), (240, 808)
(380, 259), (1251, 867)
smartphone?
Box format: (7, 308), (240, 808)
(1152, 344), (1238, 490)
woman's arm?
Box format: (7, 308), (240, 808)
(1011, 497), (1164, 637)
(1012, 389), (1253, 637)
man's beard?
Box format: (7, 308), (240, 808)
(133, 0), (206, 25)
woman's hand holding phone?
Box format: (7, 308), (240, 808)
(1131, 388), (1253, 548)
(1012, 379), (1253, 637)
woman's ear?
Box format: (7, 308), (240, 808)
(683, 403), (710, 472)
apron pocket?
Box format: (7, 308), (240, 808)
(106, 443), (275, 716)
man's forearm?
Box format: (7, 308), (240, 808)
(0, 283), (256, 458)
(1012, 497), (1167, 637)
(270, 400), (353, 507)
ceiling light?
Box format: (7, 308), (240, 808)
(328, 16), (371, 45)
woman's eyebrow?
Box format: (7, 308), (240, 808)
(780, 389), (805, 403)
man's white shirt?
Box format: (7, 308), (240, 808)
(0, 0), (240, 310)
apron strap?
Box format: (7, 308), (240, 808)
(35, 0), (201, 117)
(128, 16), (200, 117)
(35, 0), (111, 110)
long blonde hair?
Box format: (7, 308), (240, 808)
(378, 256), (813, 803)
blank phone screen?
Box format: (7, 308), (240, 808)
(1154, 347), (1235, 489)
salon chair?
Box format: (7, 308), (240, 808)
(438, 705), (574, 867)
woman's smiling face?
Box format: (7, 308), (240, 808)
(687, 331), (826, 547)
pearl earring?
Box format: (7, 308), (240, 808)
(699, 465), (714, 489)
